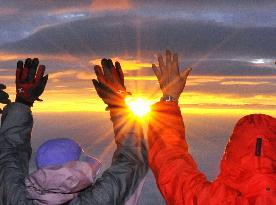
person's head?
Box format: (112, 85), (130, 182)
(36, 138), (102, 172)
(26, 138), (102, 204)
(219, 114), (276, 195)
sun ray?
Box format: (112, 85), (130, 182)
(125, 97), (152, 118)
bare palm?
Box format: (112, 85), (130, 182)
(152, 50), (192, 100)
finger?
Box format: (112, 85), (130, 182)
(107, 59), (120, 83)
(35, 65), (46, 84)
(41, 75), (48, 89)
(21, 67), (29, 81)
(152, 64), (161, 81)
(157, 55), (165, 74)
(180, 67), (192, 82)
(107, 59), (114, 69)
(115, 61), (124, 85)
(101, 58), (113, 82)
(172, 53), (179, 75)
(22, 58), (32, 81)
(33, 74), (48, 100)
(16, 61), (23, 83)
(24, 58), (32, 69)
(29, 58), (39, 82)
(0, 84), (6, 90)
(166, 49), (172, 75)
(39, 75), (48, 94)
(92, 79), (105, 99)
(94, 65), (105, 85)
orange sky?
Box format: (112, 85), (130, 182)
(1, 56), (276, 116)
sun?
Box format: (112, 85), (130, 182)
(125, 97), (151, 117)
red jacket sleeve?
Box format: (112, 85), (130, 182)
(148, 101), (210, 205)
(148, 102), (272, 205)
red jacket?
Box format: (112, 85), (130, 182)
(148, 102), (276, 205)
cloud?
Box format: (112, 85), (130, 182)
(0, 76), (14, 80)
(0, 68), (11, 72)
(1, 0), (276, 47)
(0, 1), (92, 13)
(134, 0), (276, 12)
(0, 7), (18, 16)
(91, 0), (132, 12)
(3, 1), (276, 13)
(50, 70), (77, 80)
(123, 75), (276, 98)
(1, 16), (276, 61)
(185, 76), (276, 97)
(125, 59), (276, 77)
(220, 81), (269, 86)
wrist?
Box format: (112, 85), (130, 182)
(160, 95), (179, 103)
(15, 96), (33, 107)
(107, 100), (128, 114)
(105, 101), (127, 110)
(109, 106), (130, 125)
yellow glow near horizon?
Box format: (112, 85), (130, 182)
(2, 73), (276, 116)
(125, 97), (152, 117)
(89, 58), (152, 71)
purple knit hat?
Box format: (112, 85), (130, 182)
(35, 138), (102, 173)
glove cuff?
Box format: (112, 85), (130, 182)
(15, 96), (33, 107)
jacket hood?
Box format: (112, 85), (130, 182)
(218, 114), (276, 196)
(25, 161), (98, 205)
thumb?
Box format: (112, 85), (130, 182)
(180, 67), (192, 81)
(92, 79), (105, 99)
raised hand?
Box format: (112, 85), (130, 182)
(152, 50), (192, 101)
(0, 84), (11, 113)
(92, 59), (131, 109)
(16, 58), (48, 106)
